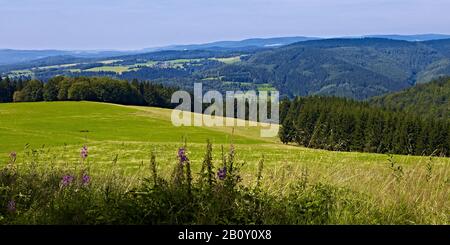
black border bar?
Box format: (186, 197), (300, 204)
(0, 225), (448, 244)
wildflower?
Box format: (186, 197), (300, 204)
(81, 173), (91, 186)
(178, 147), (188, 164)
(230, 144), (235, 155)
(7, 200), (16, 213)
(9, 152), (16, 161)
(217, 166), (227, 180)
(80, 145), (88, 160)
(61, 174), (74, 187)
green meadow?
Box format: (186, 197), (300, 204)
(0, 101), (449, 223)
(85, 66), (136, 74)
(210, 56), (241, 64)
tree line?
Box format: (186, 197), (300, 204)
(279, 96), (450, 157)
(0, 76), (178, 108)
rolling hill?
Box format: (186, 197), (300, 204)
(4, 37), (450, 100)
(0, 49), (137, 65)
(364, 34), (450, 42)
(0, 36), (316, 66)
(147, 36), (320, 51)
(3, 34), (448, 66)
(204, 38), (450, 99)
(370, 76), (450, 119)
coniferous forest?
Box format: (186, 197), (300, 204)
(279, 96), (450, 156)
(371, 77), (450, 119)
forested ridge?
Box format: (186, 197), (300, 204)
(199, 38), (450, 99)
(279, 96), (450, 156)
(371, 76), (450, 119)
(4, 38), (450, 100)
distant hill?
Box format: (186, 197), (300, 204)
(4, 36), (450, 100)
(204, 38), (450, 99)
(144, 36), (320, 51)
(0, 37), (316, 66)
(4, 34), (448, 65)
(370, 77), (450, 119)
(0, 55), (101, 74)
(365, 34), (450, 42)
(144, 34), (450, 51)
(0, 49), (136, 65)
(0, 50), (70, 65)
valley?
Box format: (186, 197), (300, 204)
(3, 38), (450, 100)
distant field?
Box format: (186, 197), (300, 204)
(132, 61), (157, 68)
(84, 66), (134, 74)
(36, 63), (80, 70)
(99, 59), (122, 65)
(0, 101), (448, 223)
(210, 56), (241, 64)
(9, 69), (34, 78)
(4, 55), (244, 78)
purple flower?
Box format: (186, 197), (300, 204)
(80, 146), (88, 160)
(178, 147), (188, 164)
(217, 166), (227, 180)
(82, 173), (91, 186)
(61, 174), (74, 187)
(7, 200), (16, 212)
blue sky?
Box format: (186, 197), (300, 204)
(0, 0), (449, 50)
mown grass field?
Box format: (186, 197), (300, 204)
(0, 101), (449, 224)
(85, 66), (136, 74)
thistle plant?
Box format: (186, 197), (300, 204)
(299, 166), (309, 190)
(171, 147), (186, 186)
(81, 172), (91, 186)
(217, 166), (227, 180)
(80, 146), (88, 160)
(255, 155), (264, 191)
(6, 200), (16, 213)
(172, 143), (192, 195)
(425, 156), (433, 182)
(1, 152), (18, 186)
(223, 144), (243, 190)
(150, 151), (158, 186)
(61, 174), (74, 187)
(199, 140), (215, 189)
(9, 152), (16, 164)
(228, 144), (235, 175)
(387, 154), (403, 182)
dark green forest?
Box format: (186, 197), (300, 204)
(371, 76), (450, 119)
(279, 96), (450, 156)
(0, 76), (178, 108)
(197, 38), (450, 99)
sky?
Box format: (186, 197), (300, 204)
(0, 0), (449, 50)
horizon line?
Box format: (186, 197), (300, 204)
(1, 33), (450, 52)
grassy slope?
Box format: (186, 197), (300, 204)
(0, 101), (449, 223)
(0, 101), (448, 169)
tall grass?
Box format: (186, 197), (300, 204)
(0, 142), (448, 224)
